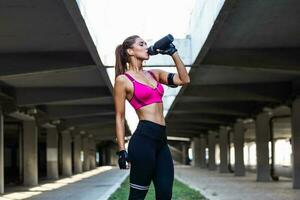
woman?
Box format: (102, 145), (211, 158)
(113, 35), (190, 200)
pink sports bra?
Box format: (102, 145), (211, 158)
(124, 70), (164, 110)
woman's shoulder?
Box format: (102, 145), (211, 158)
(115, 74), (133, 90)
(115, 73), (128, 81)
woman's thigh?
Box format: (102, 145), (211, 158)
(128, 134), (156, 189)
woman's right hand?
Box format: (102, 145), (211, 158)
(116, 150), (130, 169)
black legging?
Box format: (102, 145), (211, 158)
(127, 120), (174, 200)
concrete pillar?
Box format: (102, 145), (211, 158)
(101, 148), (106, 166)
(23, 120), (38, 186)
(0, 109), (4, 194)
(46, 128), (59, 180)
(208, 132), (217, 170)
(200, 135), (207, 168)
(219, 127), (230, 173)
(234, 121), (245, 176)
(73, 134), (82, 174)
(192, 137), (201, 167)
(89, 138), (96, 169)
(181, 142), (188, 165)
(255, 112), (271, 182)
(61, 130), (72, 177)
(107, 145), (118, 165)
(292, 98), (300, 188)
(83, 136), (90, 171)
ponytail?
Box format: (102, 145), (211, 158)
(114, 35), (140, 79)
(115, 44), (127, 78)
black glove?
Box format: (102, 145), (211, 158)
(158, 43), (177, 56)
(116, 150), (128, 169)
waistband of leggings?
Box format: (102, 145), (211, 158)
(136, 120), (166, 140)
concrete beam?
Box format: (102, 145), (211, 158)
(173, 102), (250, 116)
(167, 128), (218, 135)
(45, 105), (114, 119)
(16, 87), (111, 106)
(64, 115), (115, 127)
(0, 52), (94, 79)
(168, 113), (236, 123)
(168, 122), (220, 128)
(182, 83), (288, 102)
(203, 48), (300, 72)
(167, 118), (230, 125)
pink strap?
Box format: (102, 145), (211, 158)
(147, 70), (157, 81)
(124, 73), (135, 82)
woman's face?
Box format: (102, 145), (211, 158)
(129, 37), (149, 60)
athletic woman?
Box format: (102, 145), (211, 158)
(113, 35), (190, 200)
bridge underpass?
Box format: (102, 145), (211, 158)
(0, 0), (300, 199)
(0, 0), (130, 196)
(166, 0), (300, 191)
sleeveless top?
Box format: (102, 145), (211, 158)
(124, 70), (164, 110)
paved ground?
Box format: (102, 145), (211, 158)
(2, 165), (299, 200)
(174, 165), (300, 200)
(0, 166), (129, 200)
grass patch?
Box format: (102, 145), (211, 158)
(109, 176), (208, 200)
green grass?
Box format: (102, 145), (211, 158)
(109, 176), (208, 200)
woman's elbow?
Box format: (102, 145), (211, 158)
(182, 77), (190, 85)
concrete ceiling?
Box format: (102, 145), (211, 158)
(1, 0), (298, 142)
(166, 0), (300, 139)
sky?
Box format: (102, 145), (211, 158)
(76, 0), (195, 132)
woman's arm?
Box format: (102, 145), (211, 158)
(114, 75), (127, 151)
(150, 52), (190, 86)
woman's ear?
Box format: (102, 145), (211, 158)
(126, 48), (134, 56)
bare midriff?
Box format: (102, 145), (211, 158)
(135, 102), (165, 126)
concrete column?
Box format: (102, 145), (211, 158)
(61, 130), (72, 177)
(292, 98), (300, 188)
(23, 120), (38, 186)
(46, 128), (59, 180)
(101, 148), (106, 166)
(181, 142), (188, 165)
(108, 145), (118, 165)
(73, 134), (82, 174)
(234, 121), (245, 176)
(89, 138), (96, 169)
(83, 136), (90, 171)
(219, 127), (230, 173)
(200, 135), (207, 168)
(192, 137), (201, 167)
(0, 109), (4, 194)
(208, 132), (217, 170)
(255, 112), (271, 182)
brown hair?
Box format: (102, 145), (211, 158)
(115, 35), (140, 78)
